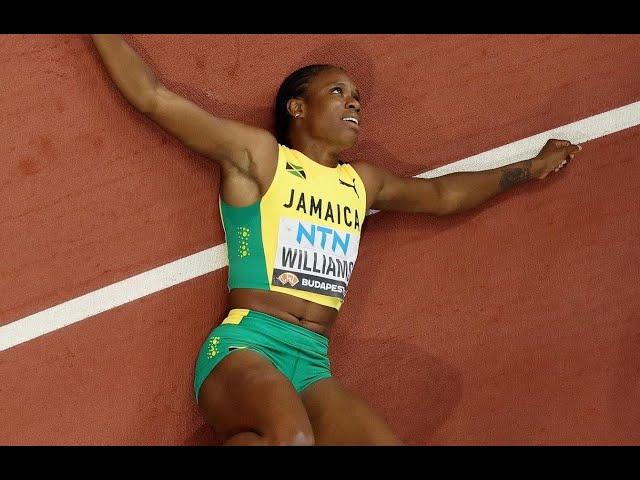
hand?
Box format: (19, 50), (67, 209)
(533, 139), (582, 180)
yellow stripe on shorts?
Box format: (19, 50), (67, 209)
(222, 308), (250, 325)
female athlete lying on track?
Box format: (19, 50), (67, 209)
(92, 34), (581, 445)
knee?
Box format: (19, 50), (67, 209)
(266, 425), (315, 446)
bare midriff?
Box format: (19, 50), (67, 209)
(228, 288), (338, 337)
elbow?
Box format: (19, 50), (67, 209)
(425, 179), (456, 216)
(434, 205), (455, 217)
(133, 88), (160, 115)
(121, 80), (164, 115)
(118, 88), (157, 115)
(437, 189), (463, 216)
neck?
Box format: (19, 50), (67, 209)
(289, 135), (343, 168)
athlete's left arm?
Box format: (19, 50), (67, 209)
(355, 139), (582, 215)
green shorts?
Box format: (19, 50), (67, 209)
(194, 308), (332, 402)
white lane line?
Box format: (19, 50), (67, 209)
(417, 101), (640, 179)
(0, 245), (228, 351)
(2, 101), (639, 352)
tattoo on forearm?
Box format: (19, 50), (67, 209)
(499, 160), (532, 190)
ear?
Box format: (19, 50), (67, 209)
(287, 98), (305, 119)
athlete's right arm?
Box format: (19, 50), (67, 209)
(91, 34), (278, 177)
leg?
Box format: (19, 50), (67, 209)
(198, 349), (314, 445)
(300, 377), (402, 445)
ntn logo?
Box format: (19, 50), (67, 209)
(295, 222), (351, 255)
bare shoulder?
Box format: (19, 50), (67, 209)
(348, 161), (387, 210)
(350, 161), (383, 184)
(351, 160), (389, 188)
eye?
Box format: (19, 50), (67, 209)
(330, 86), (343, 95)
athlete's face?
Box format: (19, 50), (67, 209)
(296, 69), (362, 149)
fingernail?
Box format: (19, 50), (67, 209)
(577, 144), (582, 151)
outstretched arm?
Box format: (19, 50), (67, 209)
(91, 34), (277, 177)
(355, 139), (582, 216)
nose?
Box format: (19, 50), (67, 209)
(346, 96), (360, 112)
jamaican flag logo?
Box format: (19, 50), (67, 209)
(286, 162), (306, 179)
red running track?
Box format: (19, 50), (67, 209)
(1, 34), (639, 445)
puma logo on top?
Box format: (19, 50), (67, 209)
(339, 177), (359, 198)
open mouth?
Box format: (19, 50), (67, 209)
(342, 117), (360, 129)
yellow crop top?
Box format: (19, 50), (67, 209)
(219, 144), (367, 310)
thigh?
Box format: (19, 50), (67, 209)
(198, 349), (313, 444)
(300, 377), (402, 445)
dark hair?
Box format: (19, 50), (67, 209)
(274, 64), (343, 146)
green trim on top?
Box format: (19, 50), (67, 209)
(219, 198), (269, 290)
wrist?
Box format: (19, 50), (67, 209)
(529, 156), (543, 179)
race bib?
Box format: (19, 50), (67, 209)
(271, 218), (360, 299)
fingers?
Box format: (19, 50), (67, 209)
(557, 140), (582, 166)
(555, 156), (573, 172)
(549, 139), (582, 153)
(548, 139), (572, 149)
(569, 143), (582, 154)
(543, 139), (584, 176)
(565, 145), (580, 161)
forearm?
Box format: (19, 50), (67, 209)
(91, 34), (160, 112)
(440, 157), (541, 214)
